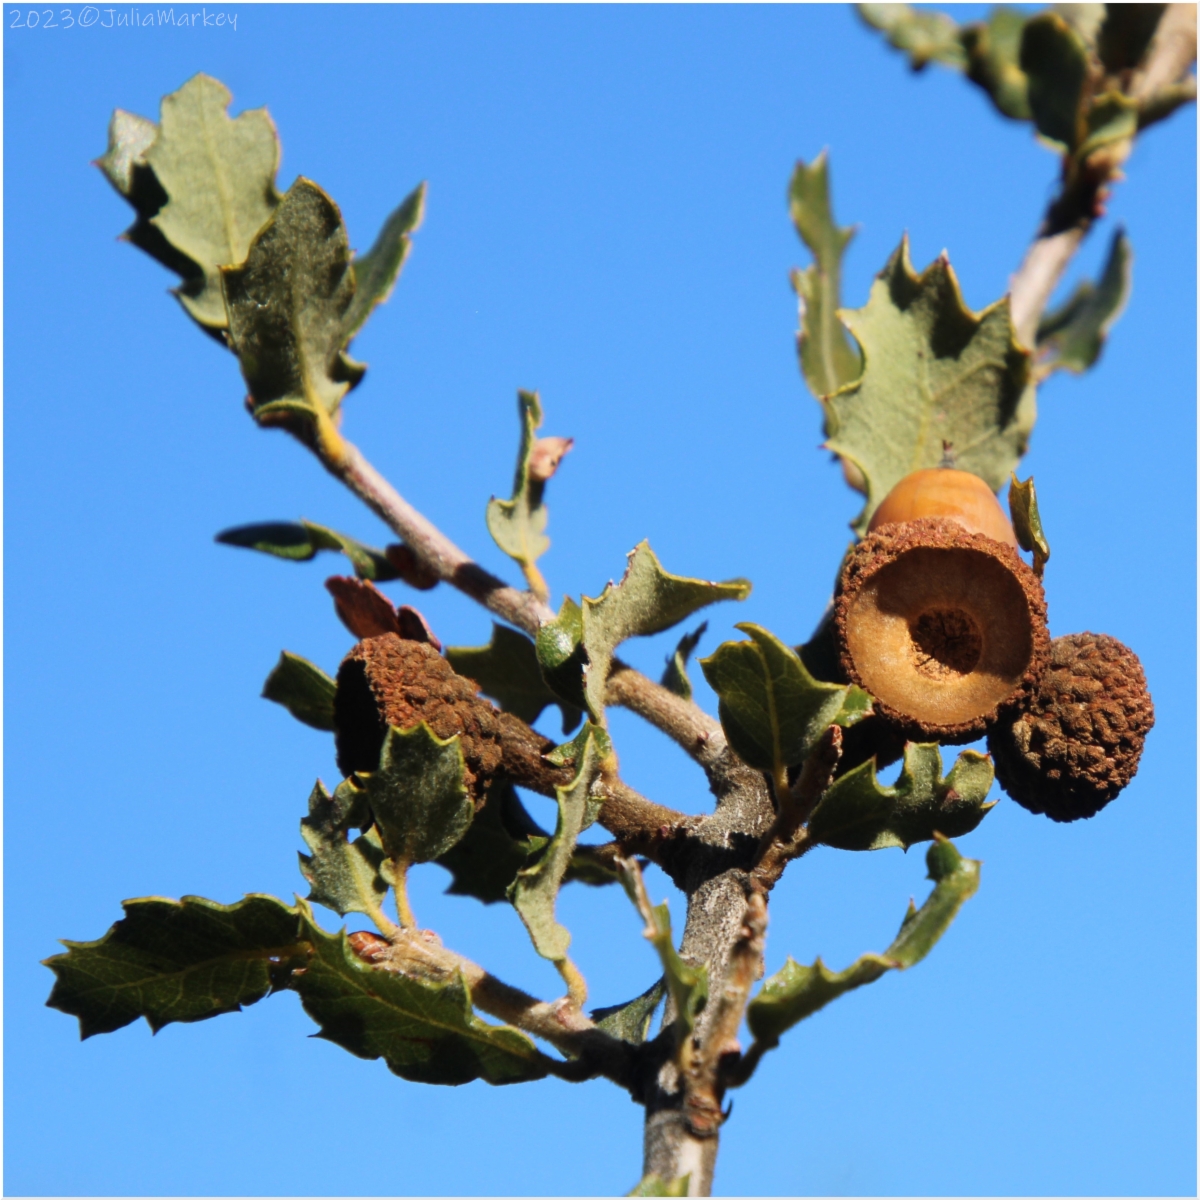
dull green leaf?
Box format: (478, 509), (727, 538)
(44, 893), (308, 1038)
(1019, 11), (1089, 150)
(578, 542), (750, 721)
(146, 74), (281, 331)
(343, 182), (427, 341)
(362, 724), (473, 869)
(1077, 91), (1138, 161)
(700, 623), (871, 777)
(592, 979), (665, 1045)
(807, 742), (995, 852)
(262, 651), (337, 731)
(1008, 473), (1050, 575)
(535, 596), (589, 711)
(746, 836), (980, 1045)
(215, 519), (399, 581)
(790, 152), (862, 403)
(298, 778), (390, 919)
(509, 725), (603, 963)
(858, 4), (966, 69)
(292, 908), (549, 1086)
(1036, 228), (1132, 377)
(446, 623), (583, 735)
(660, 622), (707, 701)
(628, 1174), (690, 1197)
(223, 178), (361, 428)
(960, 7), (1032, 120)
(826, 237), (1035, 535)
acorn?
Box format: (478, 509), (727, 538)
(988, 633), (1154, 822)
(868, 466), (1018, 548)
(835, 514), (1050, 744)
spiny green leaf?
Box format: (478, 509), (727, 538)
(960, 7), (1032, 120)
(1019, 11), (1089, 150)
(223, 178), (361, 428)
(807, 742), (995, 852)
(446, 623), (583, 735)
(262, 651), (337, 731)
(98, 108), (159, 197)
(292, 910), (549, 1086)
(44, 894), (307, 1038)
(746, 836), (980, 1045)
(628, 1174), (690, 1197)
(535, 596), (588, 711)
(486, 391), (556, 586)
(661, 622), (707, 701)
(362, 724), (473, 869)
(343, 182), (426, 341)
(578, 542), (750, 721)
(826, 237), (1035, 535)
(436, 781), (549, 905)
(298, 779), (390, 919)
(1036, 228), (1132, 377)
(858, 4), (966, 69)
(509, 726), (603, 963)
(592, 979), (665, 1045)
(790, 152), (862, 403)
(545, 720), (614, 772)
(215, 519), (399, 581)
(1077, 91), (1138, 160)
(145, 74), (281, 332)
(700, 623), (870, 777)
(1008, 473), (1050, 575)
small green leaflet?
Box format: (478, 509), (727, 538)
(746, 836), (980, 1045)
(592, 978), (665, 1046)
(43, 894), (308, 1038)
(298, 779), (390, 920)
(790, 152), (862, 404)
(145, 74), (281, 332)
(446, 623), (583, 735)
(826, 237), (1035, 535)
(509, 725), (604, 963)
(660, 622), (707, 701)
(700, 623), (870, 777)
(216, 520), (399, 580)
(535, 596), (588, 711)
(807, 742), (995, 852)
(857, 4), (966, 69)
(1036, 228), (1132, 378)
(1018, 12), (1090, 151)
(362, 724), (474, 869)
(959, 6), (1031, 120)
(294, 910), (549, 1086)
(1008, 473), (1050, 576)
(343, 182), (427, 341)
(262, 651), (337, 731)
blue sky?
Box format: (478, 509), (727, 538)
(4, 4), (1196, 1196)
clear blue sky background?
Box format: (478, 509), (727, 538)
(4, 4), (1195, 1196)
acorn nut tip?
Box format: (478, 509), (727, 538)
(987, 633), (1154, 822)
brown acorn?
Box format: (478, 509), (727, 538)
(835, 516), (1050, 744)
(867, 466), (1019, 549)
(988, 633), (1154, 822)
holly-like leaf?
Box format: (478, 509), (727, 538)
(535, 596), (589, 711)
(826, 237), (1035, 535)
(436, 781), (549, 905)
(361, 724), (473, 869)
(960, 7), (1032, 120)
(1036, 228), (1132, 377)
(446, 623), (583, 735)
(291, 909), (549, 1086)
(592, 978), (665, 1045)
(144, 74), (281, 332)
(215, 519), (399, 581)
(486, 391), (561, 596)
(661, 622), (707, 701)
(44, 894), (308, 1038)
(700, 623), (871, 778)
(858, 4), (966, 69)
(746, 835), (980, 1045)
(298, 779), (390, 919)
(1008, 473), (1050, 576)
(1019, 12), (1090, 151)
(807, 742), (995, 852)
(262, 651), (337, 732)
(509, 725), (603, 963)
(342, 182), (426, 341)
(790, 153), (862, 406)
(577, 542), (750, 721)
(223, 178), (362, 430)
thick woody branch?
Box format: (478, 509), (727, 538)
(607, 660), (723, 766)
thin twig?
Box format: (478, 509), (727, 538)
(607, 660), (724, 767)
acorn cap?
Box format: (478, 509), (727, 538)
(834, 518), (1050, 744)
(988, 632), (1154, 822)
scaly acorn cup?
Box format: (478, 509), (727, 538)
(867, 465), (1018, 548)
(835, 517), (1050, 744)
(334, 634), (571, 802)
(987, 633), (1154, 822)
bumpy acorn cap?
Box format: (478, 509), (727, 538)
(988, 632), (1154, 822)
(835, 518), (1050, 744)
(335, 633), (569, 803)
